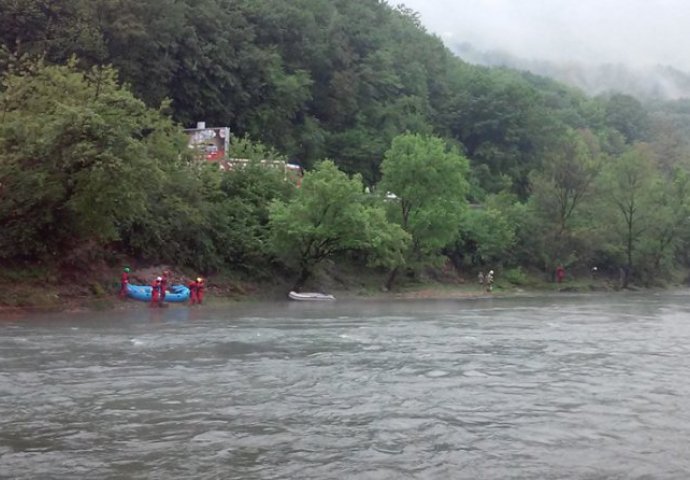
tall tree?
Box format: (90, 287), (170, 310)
(637, 166), (690, 279)
(528, 128), (601, 269)
(378, 133), (469, 288)
(596, 144), (660, 287)
(269, 160), (408, 289)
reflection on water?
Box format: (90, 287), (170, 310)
(2, 293), (690, 479)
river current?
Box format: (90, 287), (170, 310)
(2, 293), (690, 479)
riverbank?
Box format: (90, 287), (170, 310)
(0, 261), (625, 316)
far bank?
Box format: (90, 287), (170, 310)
(0, 260), (646, 315)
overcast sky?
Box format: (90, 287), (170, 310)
(396, 0), (690, 70)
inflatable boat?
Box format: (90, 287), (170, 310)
(288, 291), (335, 301)
(127, 284), (191, 303)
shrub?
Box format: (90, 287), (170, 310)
(503, 267), (528, 286)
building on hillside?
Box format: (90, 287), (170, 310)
(184, 121), (304, 186)
(221, 158), (304, 187)
(184, 122), (230, 162)
(285, 162), (304, 187)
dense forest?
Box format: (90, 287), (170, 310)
(3, 0), (690, 289)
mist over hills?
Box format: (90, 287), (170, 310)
(451, 42), (690, 101)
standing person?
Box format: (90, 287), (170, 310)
(119, 267), (130, 299)
(150, 277), (161, 307)
(159, 271), (169, 306)
(486, 270), (494, 292)
(188, 278), (198, 305)
(556, 265), (566, 283)
(478, 271), (485, 287)
(196, 277), (205, 305)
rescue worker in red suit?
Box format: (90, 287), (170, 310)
(150, 276), (161, 307)
(187, 278), (198, 305)
(119, 267), (130, 299)
(196, 277), (205, 304)
(556, 265), (566, 283)
(159, 271), (168, 306)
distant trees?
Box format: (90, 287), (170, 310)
(603, 93), (650, 144)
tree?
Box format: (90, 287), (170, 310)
(119, 135), (298, 274)
(604, 93), (650, 144)
(268, 160), (408, 289)
(0, 0), (106, 73)
(636, 166), (690, 280)
(528, 128), (601, 269)
(0, 60), (182, 264)
(447, 206), (516, 269)
(378, 133), (469, 288)
(437, 66), (557, 197)
(213, 137), (296, 274)
(596, 145), (660, 287)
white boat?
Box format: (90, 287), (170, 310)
(288, 291), (336, 301)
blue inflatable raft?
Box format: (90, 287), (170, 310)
(126, 284), (191, 303)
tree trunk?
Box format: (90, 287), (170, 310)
(444, 249), (464, 272)
(626, 216), (633, 286)
(293, 267), (311, 291)
(385, 266), (399, 291)
(619, 265), (630, 289)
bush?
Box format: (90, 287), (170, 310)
(503, 267), (528, 286)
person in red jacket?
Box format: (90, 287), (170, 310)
(556, 265), (566, 283)
(188, 278), (198, 305)
(159, 271), (169, 306)
(150, 277), (161, 307)
(196, 277), (205, 304)
(118, 267), (130, 299)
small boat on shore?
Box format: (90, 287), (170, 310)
(127, 284), (191, 303)
(288, 291), (335, 301)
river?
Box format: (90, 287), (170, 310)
(2, 292), (690, 479)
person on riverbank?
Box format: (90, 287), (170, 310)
(556, 265), (565, 283)
(486, 270), (494, 292)
(188, 278), (198, 305)
(150, 277), (161, 307)
(196, 277), (205, 304)
(119, 267), (130, 299)
(478, 271), (485, 287)
(159, 271), (168, 306)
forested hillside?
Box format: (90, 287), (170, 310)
(2, 0), (690, 290)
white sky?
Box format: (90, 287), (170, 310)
(396, 0), (690, 70)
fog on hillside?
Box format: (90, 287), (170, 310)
(396, 0), (690, 99)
